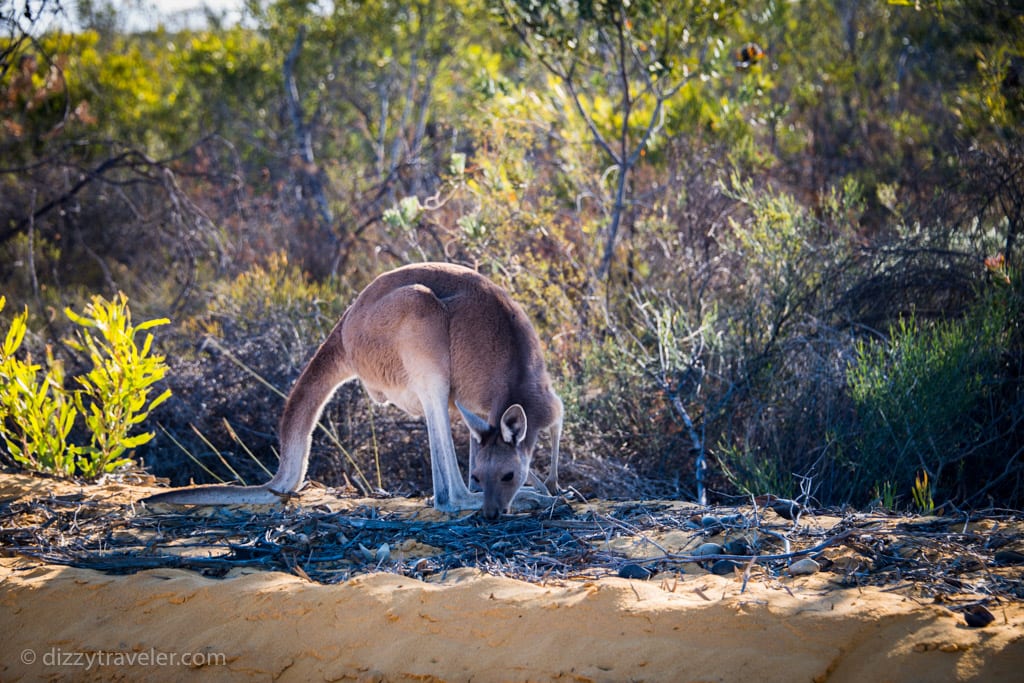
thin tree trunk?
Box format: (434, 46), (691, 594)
(284, 26), (333, 228)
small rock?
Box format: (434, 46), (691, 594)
(723, 538), (753, 556)
(700, 515), (722, 529)
(693, 542), (724, 557)
(770, 498), (802, 520)
(618, 563), (652, 580)
(788, 558), (820, 576)
(711, 559), (742, 575)
(963, 605), (995, 628)
(994, 549), (1024, 565)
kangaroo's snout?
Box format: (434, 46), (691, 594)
(480, 504), (504, 521)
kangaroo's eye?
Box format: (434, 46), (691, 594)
(501, 472), (515, 483)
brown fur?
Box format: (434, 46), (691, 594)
(144, 263), (562, 519)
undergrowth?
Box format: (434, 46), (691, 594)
(0, 293), (170, 479)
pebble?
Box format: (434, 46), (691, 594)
(618, 563), (652, 580)
(994, 549), (1024, 565)
(693, 542), (724, 557)
(963, 605), (995, 628)
(711, 559), (742, 575)
(788, 558), (820, 576)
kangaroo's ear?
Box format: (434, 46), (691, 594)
(456, 401), (491, 442)
(499, 404), (528, 446)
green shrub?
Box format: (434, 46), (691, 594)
(195, 252), (346, 343)
(696, 178), (860, 502)
(0, 304), (79, 475)
(0, 293), (170, 479)
(845, 276), (1016, 505)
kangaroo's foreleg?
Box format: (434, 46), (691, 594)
(468, 435), (481, 492)
(543, 412), (563, 495)
(421, 382), (482, 512)
(516, 415), (563, 511)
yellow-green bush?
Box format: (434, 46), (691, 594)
(0, 293), (170, 479)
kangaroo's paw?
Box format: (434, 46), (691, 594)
(543, 478), (569, 497)
(509, 487), (566, 513)
(526, 471), (568, 497)
(432, 489), (484, 513)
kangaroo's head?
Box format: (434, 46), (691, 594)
(458, 403), (531, 521)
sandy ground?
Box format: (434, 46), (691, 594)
(1, 473), (1022, 682)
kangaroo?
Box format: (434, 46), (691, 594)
(144, 262), (562, 520)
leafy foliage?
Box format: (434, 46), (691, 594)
(845, 275), (1021, 506)
(0, 299), (79, 476)
(65, 293), (172, 477)
(0, 293), (171, 478)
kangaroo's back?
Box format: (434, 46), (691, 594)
(366, 264), (554, 418)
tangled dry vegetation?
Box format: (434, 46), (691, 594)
(1, 472), (1021, 629)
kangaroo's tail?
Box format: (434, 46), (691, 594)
(142, 482), (285, 505)
(142, 327), (352, 507)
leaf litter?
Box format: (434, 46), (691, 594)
(1, 476), (1021, 625)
